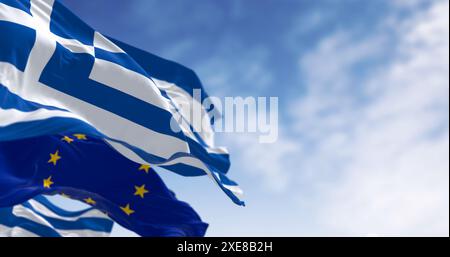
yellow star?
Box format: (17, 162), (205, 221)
(138, 164), (150, 173)
(134, 184), (149, 198)
(43, 176), (54, 189)
(84, 197), (96, 205)
(61, 136), (74, 143)
(73, 134), (87, 140)
(48, 150), (61, 166)
(120, 204), (135, 216)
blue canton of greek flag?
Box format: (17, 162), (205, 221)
(0, 195), (113, 237)
(0, 0), (243, 205)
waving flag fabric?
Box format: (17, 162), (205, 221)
(0, 0), (243, 205)
(0, 134), (209, 236)
(0, 195), (113, 237)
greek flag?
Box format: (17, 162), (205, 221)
(0, 0), (243, 205)
(0, 195), (113, 237)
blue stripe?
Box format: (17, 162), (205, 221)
(94, 48), (148, 76)
(0, 0), (31, 15)
(0, 21), (35, 71)
(209, 169), (244, 206)
(185, 136), (230, 174)
(0, 83), (67, 112)
(21, 201), (113, 232)
(0, 207), (62, 237)
(32, 195), (98, 218)
(108, 37), (210, 104)
(49, 0), (94, 45)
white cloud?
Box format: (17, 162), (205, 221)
(194, 37), (274, 97)
(223, 0), (448, 236)
(392, 0), (431, 8)
(223, 133), (300, 192)
(288, 0), (449, 235)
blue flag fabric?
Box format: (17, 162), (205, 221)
(0, 195), (113, 237)
(0, 0), (243, 205)
(0, 134), (208, 236)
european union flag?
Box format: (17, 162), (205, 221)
(0, 134), (208, 236)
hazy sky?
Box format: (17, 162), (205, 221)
(53, 0), (449, 236)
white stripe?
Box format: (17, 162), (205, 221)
(25, 0), (57, 83)
(13, 205), (56, 229)
(12, 205), (110, 237)
(29, 0), (54, 27)
(89, 58), (175, 114)
(0, 108), (82, 127)
(0, 224), (40, 237)
(27, 199), (108, 221)
(106, 138), (243, 199)
(106, 139), (241, 200)
(56, 229), (110, 237)
(159, 156), (243, 198)
(223, 185), (244, 198)
(212, 170), (243, 197)
(105, 139), (148, 164)
(106, 137), (213, 178)
(158, 156), (218, 184)
(153, 78), (215, 147)
(0, 3), (35, 28)
(94, 32), (125, 53)
(54, 35), (95, 55)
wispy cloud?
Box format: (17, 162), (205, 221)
(225, 0), (448, 236)
(195, 37), (274, 97)
(289, 0), (449, 235)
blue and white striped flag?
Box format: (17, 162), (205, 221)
(0, 0), (243, 205)
(0, 195), (113, 237)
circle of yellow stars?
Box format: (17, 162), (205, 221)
(43, 134), (155, 217)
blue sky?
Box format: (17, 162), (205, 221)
(52, 0), (449, 236)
